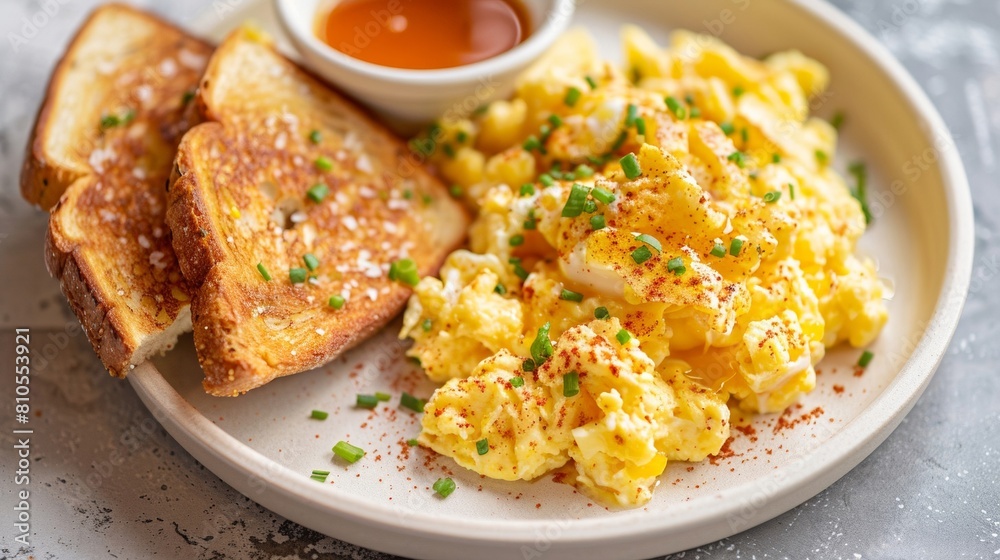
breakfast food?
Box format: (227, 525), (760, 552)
(21, 4), (210, 376)
(167, 29), (468, 396)
(402, 27), (888, 506)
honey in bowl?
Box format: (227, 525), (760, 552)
(320, 0), (531, 70)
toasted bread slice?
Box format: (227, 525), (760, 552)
(167, 29), (469, 396)
(21, 4), (211, 376)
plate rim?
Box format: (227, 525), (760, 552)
(129, 0), (975, 555)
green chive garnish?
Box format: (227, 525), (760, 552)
(456, 130), (469, 143)
(328, 295), (346, 309)
(772, 153), (782, 163)
(421, 318), (432, 332)
(720, 122), (735, 135)
(620, 153), (641, 179)
(733, 85), (745, 97)
(609, 130), (628, 153)
(563, 371), (580, 397)
(616, 329), (631, 345)
(831, 111), (845, 130)
(591, 187), (615, 204)
(815, 150), (828, 164)
(530, 323), (553, 365)
(449, 185), (463, 198)
(356, 394), (379, 409)
(548, 114), (563, 128)
(400, 392), (425, 413)
(332, 441), (365, 463)
(583, 199), (597, 214)
(727, 152), (746, 168)
(632, 246), (652, 264)
(389, 258), (420, 286)
(494, 283), (507, 295)
(560, 288), (584, 302)
(310, 409), (329, 420)
(848, 162), (873, 223)
(789, 183), (796, 200)
(590, 214), (606, 230)
(442, 143), (456, 158)
(539, 173), (555, 188)
(303, 253), (320, 271)
(594, 307), (610, 320)
(289, 268), (307, 284)
(710, 242), (726, 258)
(634, 233), (662, 252)
(667, 257), (685, 275)
(665, 96), (686, 119)
(689, 107), (701, 119)
(476, 438), (489, 455)
(407, 438), (419, 446)
(740, 127), (749, 143)
(858, 350), (874, 368)
(564, 86), (582, 107)
(257, 263), (272, 281)
(625, 104), (639, 127)
(522, 359), (536, 372)
(510, 376), (524, 388)
(309, 129), (322, 144)
(315, 156), (333, 171)
(510, 257), (529, 281)
(523, 135), (542, 152)
(375, 392), (391, 401)
(181, 90), (196, 105)
(574, 164), (595, 179)
(562, 183), (591, 217)
(729, 238), (744, 256)
(307, 183), (329, 202)
(432, 477), (456, 497)
(509, 234), (525, 247)
(635, 117), (647, 136)
(763, 191), (781, 203)
(520, 183), (536, 197)
(585, 75), (599, 90)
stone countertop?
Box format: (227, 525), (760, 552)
(1, 0), (997, 558)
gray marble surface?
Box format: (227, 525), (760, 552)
(1, 0), (998, 558)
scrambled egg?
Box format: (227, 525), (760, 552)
(400, 27), (888, 506)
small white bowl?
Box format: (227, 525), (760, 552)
(274, 0), (576, 127)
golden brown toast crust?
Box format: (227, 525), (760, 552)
(23, 4), (211, 376)
(168, 30), (469, 395)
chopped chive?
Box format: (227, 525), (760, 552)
(635, 117), (647, 136)
(591, 187), (615, 204)
(257, 263), (272, 281)
(689, 107), (701, 119)
(685, 94), (695, 105)
(509, 234), (525, 247)
(667, 257), (685, 275)
(328, 295), (346, 309)
(609, 130), (628, 153)
(442, 143), (456, 158)
(181, 90), (196, 105)
(310, 409), (329, 420)
(815, 150), (828, 165)
(720, 121), (735, 135)
(449, 185), (463, 198)
(303, 253), (320, 271)
(315, 156), (333, 172)
(432, 477), (456, 498)
(309, 129), (322, 144)
(858, 350), (874, 368)
(406, 438), (420, 446)
(763, 191), (781, 203)
(422, 194), (433, 205)
(590, 214), (606, 230)
(332, 441), (365, 463)
(583, 199), (597, 214)
(560, 288), (584, 302)
(421, 318), (433, 332)
(789, 183), (796, 200)
(733, 85), (745, 97)
(375, 392), (391, 401)
(625, 104), (639, 127)
(727, 152), (746, 168)
(564, 86), (582, 107)
(523, 135), (542, 152)
(729, 238), (745, 256)
(633, 233), (662, 252)
(594, 306), (610, 320)
(289, 267), (308, 284)
(520, 183), (536, 197)
(310, 472), (328, 482)
(831, 111), (846, 130)
(548, 114), (563, 128)
(620, 153), (642, 179)
(356, 394), (379, 409)
(631, 245), (652, 264)
(530, 322), (554, 365)
(616, 328), (631, 345)
(740, 127), (749, 143)
(665, 96), (686, 119)
(772, 153), (782, 163)
(562, 371), (580, 397)
(307, 183), (329, 202)
(585, 75), (599, 90)
(511, 259), (529, 281)
(561, 183), (591, 217)
(476, 438), (489, 455)
(522, 359), (536, 372)
(389, 258), (420, 286)
(402, 189), (413, 199)
(400, 392), (425, 413)
(524, 212), (538, 230)
(510, 376), (524, 388)
(710, 242), (726, 258)
(848, 161), (873, 223)
(574, 164), (595, 179)
(456, 130), (469, 143)
(494, 283), (507, 295)
(539, 173), (555, 188)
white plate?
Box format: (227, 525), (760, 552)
(129, 1), (974, 558)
